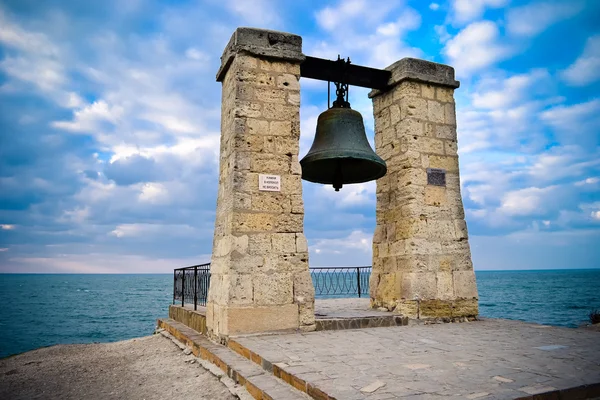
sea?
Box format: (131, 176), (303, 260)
(0, 269), (599, 359)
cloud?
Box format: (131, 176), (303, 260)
(498, 186), (557, 216)
(562, 34), (600, 86)
(443, 21), (513, 76)
(429, 3), (440, 11)
(471, 69), (552, 109)
(540, 99), (600, 147)
(51, 100), (123, 133)
(450, 0), (508, 25)
(506, 1), (584, 37)
(223, 0), (281, 27)
(311, 0), (422, 68)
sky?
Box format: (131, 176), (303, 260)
(0, 0), (599, 273)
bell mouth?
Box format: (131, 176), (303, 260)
(300, 153), (387, 187)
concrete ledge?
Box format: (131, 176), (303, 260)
(157, 318), (310, 400)
(369, 57), (460, 98)
(315, 315), (408, 331)
(217, 27), (304, 82)
(169, 305), (207, 335)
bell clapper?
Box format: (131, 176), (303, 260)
(333, 161), (343, 191)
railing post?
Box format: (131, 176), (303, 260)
(173, 270), (176, 305)
(194, 266), (198, 311)
(357, 267), (361, 298)
(181, 270), (185, 307)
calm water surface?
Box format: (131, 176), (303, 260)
(0, 269), (598, 358)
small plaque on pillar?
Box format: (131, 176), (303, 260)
(259, 174), (281, 192)
(427, 168), (446, 187)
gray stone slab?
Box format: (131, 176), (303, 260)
(234, 318), (600, 400)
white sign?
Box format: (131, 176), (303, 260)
(259, 174), (281, 192)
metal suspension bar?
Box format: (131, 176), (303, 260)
(300, 56), (391, 90)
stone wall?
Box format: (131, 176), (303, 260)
(369, 58), (478, 319)
(206, 28), (315, 339)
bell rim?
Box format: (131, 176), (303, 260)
(300, 154), (387, 185)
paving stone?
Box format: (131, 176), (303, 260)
(466, 392), (490, 399)
(360, 380), (387, 393)
(518, 385), (558, 395)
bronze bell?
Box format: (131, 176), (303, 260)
(300, 83), (387, 191)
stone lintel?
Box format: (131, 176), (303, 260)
(216, 27), (305, 82)
(369, 57), (460, 98)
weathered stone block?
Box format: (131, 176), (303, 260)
(263, 103), (297, 121)
(426, 219), (456, 240)
(277, 74), (300, 90)
(396, 218), (427, 240)
(281, 175), (302, 195)
(247, 118), (269, 135)
(405, 238), (442, 255)
(445, 103), (456, 125)
(436, 271), (454, 300)
(295, 233), (308, 252)
(252, 192), (291, 213)
(444, 140), (458, 156)
(247, 233), (273, 254)
(274, 213), (303, 232)
(377, 273), (397, 301)
(287, 91), (300, 106)
(425, 186), (447, 206)
(253, 273), (294, 305)
(233, 212), (275, 232)
(398, 272), (437, 300)
(258, 58), (287, 72)
(453, 270), (478, 298)
(454, 219), (469, 239)
(422, 84), (435, 99)
(227, 273), (254, 305)
(394, 300), (419, 318)
(270, 120), (292, 136)
(272, 233), (296, 253)
(436, 124), (456, 140)
(290, 194), (303, 213)
(396, 118), (423, 138)
(226, 304), (299, 335)
(254, 87), (287, 104)
(234, 100), (262, 118)
(400, 96), (428, 120)
(229, 253), (264, 274)
(452, 298), (478, 317)
(250, 153), (290, 173)
(436, 87), (455, 103)
(422, 300), (453, 318)
(427, 100), (445, 123)
(392, 81), (421, 100)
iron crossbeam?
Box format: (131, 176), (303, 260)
(300, 56), (391, 90)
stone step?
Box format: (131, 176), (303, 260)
(157, 318), (311, 400)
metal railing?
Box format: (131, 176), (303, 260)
(173, 264), (371, 309)
(310, 266), (371, 298)
(173, 263), (210, 310)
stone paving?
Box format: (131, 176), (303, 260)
(233, 319), (600, 399)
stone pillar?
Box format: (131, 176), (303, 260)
(369, 58), (478, 319)
(206, 28), (315, 339)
